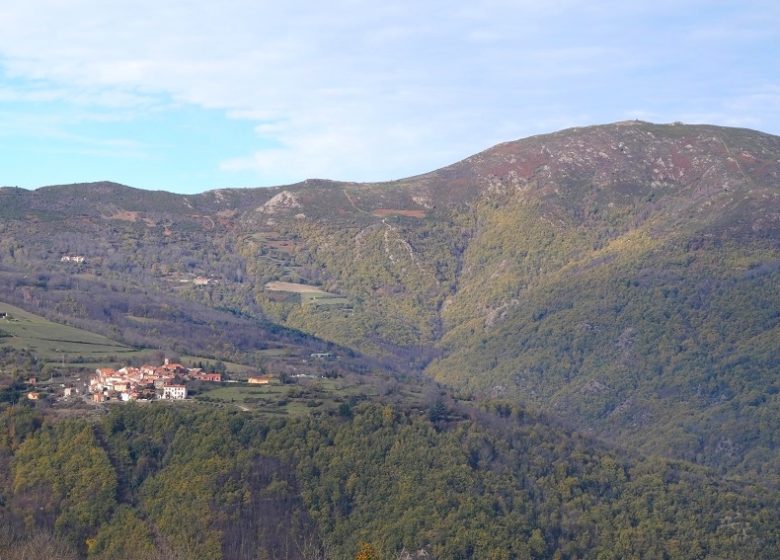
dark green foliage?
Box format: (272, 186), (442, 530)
(427, 398), (448, 423)
(11, 421), (118, 544)
(87, 506), (158, 559)
(428, 238), (780, 484)
(338, 401), (353, 418)
(1, 403), (777, 559)
(0, 346), (39, 387)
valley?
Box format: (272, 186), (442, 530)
(0, 121), (779, 558)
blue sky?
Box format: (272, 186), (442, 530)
(1, 1), (778, 194)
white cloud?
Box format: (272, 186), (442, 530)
(0, 0), (778, 186)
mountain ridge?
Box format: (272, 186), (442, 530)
(11, 119), (779, 195)
(1, 120), (779, 486)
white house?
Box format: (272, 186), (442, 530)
(61, 255), (86, 263)
(162, 384), (187, 400)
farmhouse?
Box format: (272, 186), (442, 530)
(162, 384), (187, 400)
(60, 255), (86, 263)
(248, 375), (273, 385)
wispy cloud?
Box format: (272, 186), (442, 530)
(0, 0), (778, 190)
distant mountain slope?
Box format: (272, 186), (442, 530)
(0, 182), (381, 377)
(1, 121), (779, 485)
(419, 122), (780, 482)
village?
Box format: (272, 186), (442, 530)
(2, 303), (339, 408)
(23, 356), (332, 406)
(88, 358), (226, 402)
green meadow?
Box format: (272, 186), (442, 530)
(196, 377), (393, 417)
(0, 301), (140, 367)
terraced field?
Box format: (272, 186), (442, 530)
(0, 301), (140, 367)
(197, 378), (371, 415)
(265, 281), (350, 306)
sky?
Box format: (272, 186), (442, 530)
(0, 1), (778, 194)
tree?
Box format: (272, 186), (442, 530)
(355, 542), (379, 560)
(428, 398), (447, 423)
(529, 529), (546, 558)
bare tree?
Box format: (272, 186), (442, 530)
(295, 531), (331, 560)
(1, 532), (78, 560)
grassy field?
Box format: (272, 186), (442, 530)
(0, 302), (270, 378)
(300, 293), (350, 306)
(179, 355), (258, 375)
(196, 378), (380, 417)
(264, 281), (350, 307)
(0, 301), (139, 367)
(264, 281), (331, 294)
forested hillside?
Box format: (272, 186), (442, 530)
(1, 402), (778, 560)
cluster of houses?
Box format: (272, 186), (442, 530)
(89, 359), (222, 402)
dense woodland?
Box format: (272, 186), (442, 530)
(1, 402), (778, 560)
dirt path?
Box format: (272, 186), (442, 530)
(342, 189), (371, 215)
